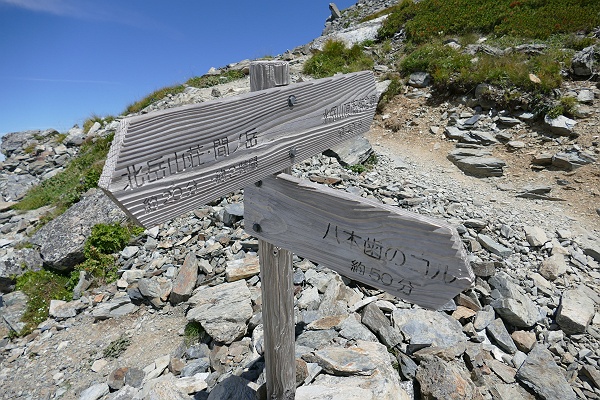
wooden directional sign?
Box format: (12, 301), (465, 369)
(244, 174), (474, 310)
(98, 71), (377, 228)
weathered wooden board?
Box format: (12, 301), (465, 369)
(244, 174), (474, 310)
(98, 71), (377, 227)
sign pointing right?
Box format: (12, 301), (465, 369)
(244, 173), (474, 310)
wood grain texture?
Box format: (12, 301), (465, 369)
(250, 61), (296, 400)
(245, 173), (474, 310)
(98, 71), (377, 228)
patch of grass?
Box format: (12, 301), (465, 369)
(185, 69), (246, 89)
(183, 321), (209, 346)
(103, 335), (131, 359)
(73, 222), (143, 285)
(124, 70), (247, 115)
(54, 133), (67, 144)
(15, 269), (72, 335)
(125, 84), (186, 115)
(303, 40), (374, 78)
(348, 153), (378, 173)
(548, 96), (578, 118)
(398, 41), (564, 94)
(378, 0), (600, 44)
(23, 143), (37, 155)
(12, 133), (114, 214)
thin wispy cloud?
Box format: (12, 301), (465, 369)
(0, 0), (88, 18)
(0, 0), (183, 38)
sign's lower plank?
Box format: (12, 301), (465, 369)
(244, 174), (474, 310)
(99, 71), (377, 227)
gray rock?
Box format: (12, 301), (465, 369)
(444, 126), (466, 140)
(325, 135), (373, 166)
(48, 299), (79, 319)
(297, 341), (410, 400)
(206, 375), (257, 400)
(408, 72), (431, 88)
(187, 279), (253, 344)
(478, 234), (512, 257)
(473, 305), (496, 331)
(576, 233), (600, 262)
(222, 203), (244, 226)
(1, 129), (56, 157)
(339, 314), (377, 342)
(539, 254), (567, 281)
(448, 153), (506, 177)
(516, 345), (576, 400)
(170, 252), (198, 304)
(298, 286), (321, 310)
(30, 189), (126, 270)
(0, 290), (28, 334)
(92, 294), (136, 320)
(416, 356), (481, 400)
(73, 270), (92, 300)
(120, 246), (138, 259)
(181, 358), (210, 377)
(361, 302), (403, 348)
(312, 345), (377, 376)
(556, 287), (595, 334)
(2, 174), (39, 201)
(462, 130), (498, 146)
(296, 329), (338, 349)
(486, 318), (518, 354)
(552, 150), (596, 170)
(0, 248), (42, 292)
(572, 46), (595, 76)
(577, 89), (595, 104)
(79, 383), (110, 400)
(392, 308), (467, 357)
(138, 278), (163, 299)
(489, 272), (542, 328)
(524, 226), (548, 247)
(544, 115), (577, 136)
(106, 385), (139, 400)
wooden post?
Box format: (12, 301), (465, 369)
(250, 61), (296, 400)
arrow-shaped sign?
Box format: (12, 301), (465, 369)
(244, 173), (474, 309)
(99, 71), (377, 227)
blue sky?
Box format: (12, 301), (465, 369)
(0, 0), (357, 138)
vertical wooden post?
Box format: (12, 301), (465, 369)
(250, 61), (296, 400)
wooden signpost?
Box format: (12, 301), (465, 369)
(244, 173), (474, 310)
(99, 61), (474, 400)
(98, 70), (377, 227)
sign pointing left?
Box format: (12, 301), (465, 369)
(99, 71), (377, 228)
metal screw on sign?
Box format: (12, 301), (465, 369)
(287, 95), (296, 108)
(289, 147), (298, 158)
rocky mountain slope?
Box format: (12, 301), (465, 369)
(1, 1), (600, 399)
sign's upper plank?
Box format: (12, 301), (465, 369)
(99, 71), (377, 228)
(244, 174), (474, 310)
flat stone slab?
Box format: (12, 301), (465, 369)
(516, 345), (576, 400)
(187, 279), (253, 344)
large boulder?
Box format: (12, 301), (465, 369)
(572, 45), (595, 77)
(30, 189), (127, 270)
(1, 129), (57, 158)
(0, 248), (43, 292)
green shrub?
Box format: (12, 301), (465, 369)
(125, 84), (186, 115)
(399, 43), (471, 86)
(75, 222), (143, 285)
(15, 269), (72, 335)
(303, 40), (374, 78)
(186, 69), (246, 89)
(13, 133), (114, 214)
(378, 0), (600, 44)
